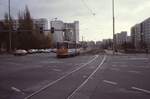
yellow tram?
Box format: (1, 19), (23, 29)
(56, 41), (80, 58)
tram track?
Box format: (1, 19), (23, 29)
(67, 55), (106, 99)
(24, 55), (106, 99)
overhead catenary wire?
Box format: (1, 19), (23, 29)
(80, 0), (96, 16)
(79, 0), (98, 40)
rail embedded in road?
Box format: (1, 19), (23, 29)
(24, 55), (100, 99)
(67, 56), (106, 99)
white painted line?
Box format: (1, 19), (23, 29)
(53, 69), (62, 72)
(67, 55), (107, 99)
(103, 80), (118, 85)
(130, 58), (148, 60)
(24, 55), (99, 99)
(120, 65), (128, 68)
(11, 86), (25, 94)
(110, 68), (120, 71)
(112, 65), (117, 67)
(131, 87), (150, 94)
(128, 71), (140, 74)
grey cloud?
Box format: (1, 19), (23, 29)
(0, 0), (150, 41)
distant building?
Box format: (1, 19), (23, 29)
(51, 20), (64, 45)
(96, 41), (102, 49)
(127, 36), (131, 43)
(102, 39), (113, 49)
(115, 31), (127, 46)
(64, 21), (79, 43)
(13, 20), (19, 30)
(131, 24), (142, 49)
(86, 41), (95, 49)
(131, 17), (150, 49)
(33, 18), (48, 30)
(141, 17), (150, 48)
(51, 20), (79, 45)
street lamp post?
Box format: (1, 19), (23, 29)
(112, 0), (115, 55)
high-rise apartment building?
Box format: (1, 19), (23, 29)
(115, 31), (127, 46)
(131, 24), (142, 49)
(141, 18), (150, 47)
(51, 20), (64, 44)
(131, 17), (150, 49)
(64, 21), (79, 43)
(51, 20), (79, 45)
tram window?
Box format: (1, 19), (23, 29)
(69, 44), (75, 49)
(57, 43), (68, 49)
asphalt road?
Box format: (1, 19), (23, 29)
(70, 54), (150, 99)
(0, 53), (150, 99)
(0, 53), (100, 99)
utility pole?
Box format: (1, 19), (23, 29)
(50, 18), (57, 49)
(112, 0), (115, 55)
(8, 0), (12, 52)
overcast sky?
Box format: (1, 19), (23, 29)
(0, 0), (150, 41)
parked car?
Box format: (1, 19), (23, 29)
(14, 50), (27, 56)
(28, 49), (38, 54)
(37, 49), (45, 53)
(51, 49), (57, 53)
(44, 49), (51, 53)
(37, 49), (51, 53)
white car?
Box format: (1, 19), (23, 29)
(38, 49), (45, 53)
(51, 49), (57, 53)
(28, 49), (37, 54)
(44, 49), (52, 53)
(14, 50), (27, 56)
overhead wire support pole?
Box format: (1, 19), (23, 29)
(112, 0), (115, 55)
(8, 0), (12, 52)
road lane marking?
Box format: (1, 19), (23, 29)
(103, 80), (118, 85)
(128, 70), (141, 74)
(11, 86), (25, 94)
(52, 69), (62, 72)
(110, 68), (120, 71)
(129, 58), (148, 60)
(111, 65), (118, 67)
(120, 65), (128, 67)
(131, 87), (150, 94)
(67, 55), (107, 99)
(24, 55), (99, 99)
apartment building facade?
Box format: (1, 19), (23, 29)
(131, 17), (150, 49)
(51, 20), (79, 45)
